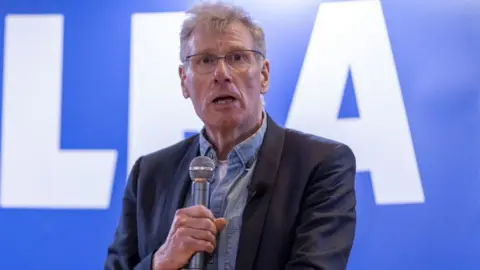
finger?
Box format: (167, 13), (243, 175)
(183, 217), (217, 233)
(177, 227), (217, 246)
(172, 211), (190, 231)
(185, 205), (215, 220)
(214, 218), (228, 231)
(185, 237), (215, 254)
(172, 214), (215, 231)
(172, 207), (213, 230)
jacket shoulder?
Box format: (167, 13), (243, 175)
(125, 135), (198, 198)
(284, 127), (348, 151)
(283, 128), (355, 163)
(137, 135), (198, 171)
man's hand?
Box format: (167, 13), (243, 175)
(152, 205), (228, 270)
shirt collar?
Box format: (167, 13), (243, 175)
(199, 111), (267, 168)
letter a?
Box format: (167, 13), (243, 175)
(286, 0), (425, 204)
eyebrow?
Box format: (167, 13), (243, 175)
(193, 45), (251, 55)
(227, 45), (250, 51)
(193, 48), (216, 55)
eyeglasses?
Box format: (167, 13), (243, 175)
(183, 49), (265, 74)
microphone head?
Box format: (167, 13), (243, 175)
(189, 156), (215, 182)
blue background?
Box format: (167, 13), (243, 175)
(0, 0), (479, 269)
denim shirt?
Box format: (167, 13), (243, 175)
(183, 112), (267, 270)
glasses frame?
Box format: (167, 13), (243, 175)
(182, 49), (265, 74)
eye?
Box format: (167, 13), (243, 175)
(231, 53), (243, 61)
(196, 55), (215, 65)
(227, 52), (248, 62)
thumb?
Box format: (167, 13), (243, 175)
(214, 218), (228, 231)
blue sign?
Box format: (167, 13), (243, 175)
(0, 0), (478, 269)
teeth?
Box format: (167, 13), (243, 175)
(216, 98), (233, 104)
(214, 97), (235, 104)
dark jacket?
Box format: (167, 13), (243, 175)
(105, 114), (357, 270)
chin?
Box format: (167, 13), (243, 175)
(206, 113), (243, 130)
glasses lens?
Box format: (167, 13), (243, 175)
(191, 54), (217, 73)
(188, 50), (260, 73)
(225, 51), (254, 68)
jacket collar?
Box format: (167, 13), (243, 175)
(235, 114), (285, 270)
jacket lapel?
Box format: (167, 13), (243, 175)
(157, 136), (200, 244)
(236, 115), (285, 270)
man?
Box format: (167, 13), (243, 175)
(105, 2), (356, 270)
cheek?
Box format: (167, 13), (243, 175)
(187, 75), (209, 105)
(241, 70), (262, 98)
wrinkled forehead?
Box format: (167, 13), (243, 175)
(187, 20), (255, 55)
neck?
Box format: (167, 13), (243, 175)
(205, 112), (263, 160)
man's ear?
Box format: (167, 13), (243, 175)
(260, 59), (270, 94)
(179, 65), (190, 99)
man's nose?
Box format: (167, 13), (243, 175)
(213, 59), (232, 83)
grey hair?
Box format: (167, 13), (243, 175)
(179, 2), (267, 62)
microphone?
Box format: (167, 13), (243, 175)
(187, 156), (215, 270)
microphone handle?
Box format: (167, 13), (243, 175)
(188, 179), (210, 270)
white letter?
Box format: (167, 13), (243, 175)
(1, 15), (118, 209)
(128, 12), (203, 172)
(285, 0), (425, 204)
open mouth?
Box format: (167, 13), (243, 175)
(212, 95), (237, 105)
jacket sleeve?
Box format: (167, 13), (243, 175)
(285, 144), (357, 270)
(104, 156), (154, 270)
